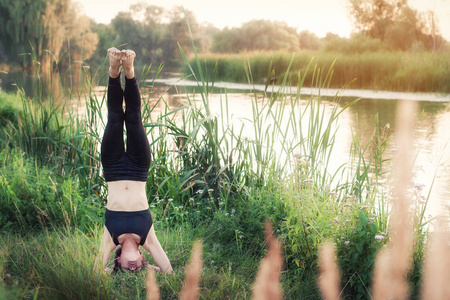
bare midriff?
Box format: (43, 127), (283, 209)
(106, 180), (149, 211)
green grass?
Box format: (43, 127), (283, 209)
(0, 223), (266, 299)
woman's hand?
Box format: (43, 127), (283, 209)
(103, 266), (114, 274)
(145, 263), (161, 273)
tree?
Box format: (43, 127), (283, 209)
(416, 11), (446, 51)
(348, 0), (404, 39)
(211, 27), (240, 53)
(41, 0), (98, 78)
(211, 20), (300, 53)
(0, 0), (47, 67)
(347, 0), (445, 51)
(88, 21), (117, 69)
(298, 31), (321, 50)
(0, 0), (98, 72)
(162, 6), (201, 67)
(110, 4), (202, 69)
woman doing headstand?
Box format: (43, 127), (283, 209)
(97, 48), (172, 273)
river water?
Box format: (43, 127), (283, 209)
(149, 79), (450, 224)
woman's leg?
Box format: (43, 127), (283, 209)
(101, 48), (125, 167)
(122, 50), (151, 169)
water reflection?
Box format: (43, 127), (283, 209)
(0, 71), (91, 103)
(344, 98), (450, 220)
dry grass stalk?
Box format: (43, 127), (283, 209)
(179, 240), (203, 300)
(372, 100), (418, 299)
(252, 222), (283, 300)
(421, 217), (450, 299)
(318, 241), (341, 300)
(372, 249), (391, 300)
(146, 267), (160, 300)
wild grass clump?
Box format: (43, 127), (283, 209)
(1, 228), (113, 299)
(280, 164), (386, 298)
(0, 91), (20, 147)
(0, 71), (106, 232)
(0, 148), (102, 231)
(179, 240), (203, 300)
(0, 91), (19, 126)
(420, 218), (450, 299)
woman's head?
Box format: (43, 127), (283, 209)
(113, 245), (145, 272)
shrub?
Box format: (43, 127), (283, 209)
(335, 207), (385, 299)
(0, 148), (102, 231)
(0, 93), (18, 127)
(281, 178), (387, 299)
(203, 184), (286, 256)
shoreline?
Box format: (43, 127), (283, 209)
(151, 78), (450, 102)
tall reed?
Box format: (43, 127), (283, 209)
(420, 217), (450, 299)
(252, 222), (283, 300)
(318, 241), (340, 300)
(179, 241), (203, 300)
(372, 101), (418, 299)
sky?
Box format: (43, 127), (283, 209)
(74, 0), (450, 40)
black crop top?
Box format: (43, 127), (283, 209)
(104, 209), (153, 245)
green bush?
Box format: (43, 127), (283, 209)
(0, 95), (18, 127)
(0, 91), (20, 148)
(0, 148), (102, 231)
(335, 207), (385, 299)
(281, 177), (386, 299)
(203, 184), (286, 256)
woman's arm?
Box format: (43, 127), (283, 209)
(95, 226), (117, 271)
(142, 226), (173, 273)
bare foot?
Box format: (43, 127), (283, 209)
(108, 47), (122, 78)
(122, 49), (136, 79)
(145, 263), (161, 273)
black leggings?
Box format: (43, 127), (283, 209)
(101, 75), (151, 182)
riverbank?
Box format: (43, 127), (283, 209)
(183, 50), (450, 94)
(152, 78), (450, 102)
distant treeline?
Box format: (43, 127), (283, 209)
(185, 51), (450, 93)
(0, 0), (448, 85)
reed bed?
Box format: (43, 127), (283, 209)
(186, 50), (450, 93)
